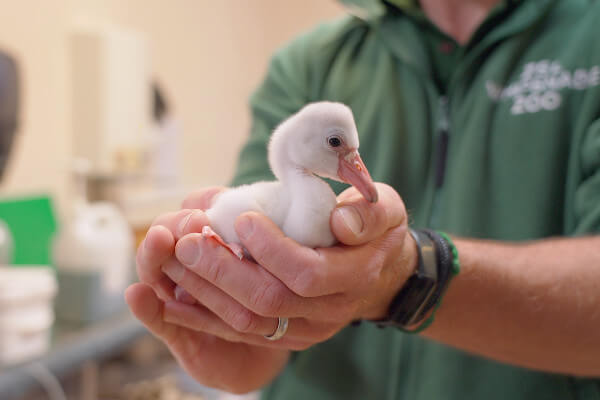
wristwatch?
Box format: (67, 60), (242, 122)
(375, 229), (455, 331)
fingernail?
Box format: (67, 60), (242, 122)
(236, 215), (254, 240)
(124, 285), (135, 302)
(177, 211), (194, 237)
(176, 238), (201, 266)
(336, 206), (363, 236)
(162, 262), (185, 283)
(144, 225), (161, 250)
(174, 286), (197, 305)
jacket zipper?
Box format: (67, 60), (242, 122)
(429, 96), (450, 227)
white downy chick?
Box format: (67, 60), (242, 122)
(203, 101), (378, 258)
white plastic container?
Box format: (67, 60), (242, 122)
(0, 266), (57, 365)
(52, 202), (134, 323)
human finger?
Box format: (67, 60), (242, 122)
(331, 183), (407, 246)
(181, 187), (226, 210)
(233, 212), (328, 295)
(151, 209), (211, 240)
(139, 209), (211, 304)
(161, 254), (278, 336)
(125, 283), (179, 343)
(163, 299), (338, 348)
(173, 233), (352, 321)
(136, 225), (177, 300)
(163, 253), (339, 341)
(235, 211), (375, 297)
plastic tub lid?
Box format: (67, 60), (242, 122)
(0, 266), (57, 305)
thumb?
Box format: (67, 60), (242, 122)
(235, 211), (315, 272)
(331, 183), (407, 246)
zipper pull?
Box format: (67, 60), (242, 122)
(435, 97), (450, 188)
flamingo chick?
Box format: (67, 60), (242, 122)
(202, 101), (378, 259)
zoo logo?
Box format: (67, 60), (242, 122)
(486, 60), (600, 115)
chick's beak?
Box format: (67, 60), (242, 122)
(337, 150), (378, 203)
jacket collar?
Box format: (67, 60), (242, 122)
(341, 0), (557, 76)
(339, 0), (543, 25)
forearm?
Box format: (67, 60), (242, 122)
(423, 235), (600, 377)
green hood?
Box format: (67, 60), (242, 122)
(339, 0), (526, 22)
(338, 0), (420, 19)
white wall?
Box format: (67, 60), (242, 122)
(0, 1), (71, 206)
(0, 1), (344, 214)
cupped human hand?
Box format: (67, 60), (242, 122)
(163, 183), (417, 352)
(125, 187), (290, 394)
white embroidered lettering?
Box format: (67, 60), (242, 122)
(488, 61), (599, 115)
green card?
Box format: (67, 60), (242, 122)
(0, 195), (57, 265)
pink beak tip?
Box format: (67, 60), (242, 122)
(338, 151), (380, 203)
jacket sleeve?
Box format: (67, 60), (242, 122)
(230, 38), (311, 186)
(572, 117), (600, 234)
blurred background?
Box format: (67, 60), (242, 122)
(0, 1), (343, 399)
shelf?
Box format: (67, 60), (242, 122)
(0, 312), (147, 399)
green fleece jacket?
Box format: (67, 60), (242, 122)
(231, 0), (600, 398)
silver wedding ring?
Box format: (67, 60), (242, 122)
(264, 317), (289, 341)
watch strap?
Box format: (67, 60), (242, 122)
(374, 229), (459, 332)
(375, 229), (438, 328)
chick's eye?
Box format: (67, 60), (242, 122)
(328, 136), (342, 148)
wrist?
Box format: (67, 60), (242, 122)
(370, 229), (460, 332)
(365, 227), (419, 320)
